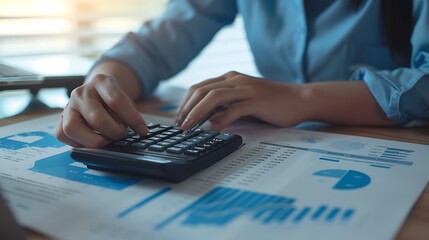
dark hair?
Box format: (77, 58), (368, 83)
(351, 0), (413, 60)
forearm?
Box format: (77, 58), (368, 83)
(86, 60), (142, 100)
(299, 81), (396, 126)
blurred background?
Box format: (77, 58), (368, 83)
(0, 0), (168, 58)
(0, 0), (258, 118)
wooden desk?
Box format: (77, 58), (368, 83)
(1, 94), (428, 240)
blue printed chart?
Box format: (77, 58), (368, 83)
(0, 131), (141, 190)
(2, 116), (429, 240)
(329, 141), (366, 151)
(29, 151), (141, 190)
(313, 169), (371, 190)
(0, 131), (64, 150)
(261, 142), (415, 167)
(155, 186), (355, 230)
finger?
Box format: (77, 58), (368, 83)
(94, 77), (148, 136)
(210, 100), (255, 131)
(62, 107), (111, 147)
(176, 75), (226, 125)
(207, 110), (225, 122)
(177, 78), (243, 127)
(72, 93), (128, 140)
(180, 87), (252, 130)
(55, 115), (83, 148)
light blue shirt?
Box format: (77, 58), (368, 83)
(101, 0), (429, 125)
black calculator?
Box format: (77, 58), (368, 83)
(71, 123), (243, 182)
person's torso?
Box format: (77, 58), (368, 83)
(236, 0), (408, 83)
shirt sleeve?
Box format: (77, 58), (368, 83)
(99, 0), (238, 97)
(350, 0), (429, 125)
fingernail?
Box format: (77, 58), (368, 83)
(175, 114), (184, 126)
(174, 116), (180, 126)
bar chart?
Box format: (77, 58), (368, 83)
(156, 186), (355, 229)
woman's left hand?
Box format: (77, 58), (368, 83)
(175, 71), (310, 131)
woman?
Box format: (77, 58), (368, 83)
(56, 0), (429, 147)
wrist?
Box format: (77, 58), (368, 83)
(295, 83), (320, 122)
(296, 81), (395, 126)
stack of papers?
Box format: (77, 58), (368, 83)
(0, 114), (428, 240)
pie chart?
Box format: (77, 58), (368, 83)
(313, 169), (371, 190)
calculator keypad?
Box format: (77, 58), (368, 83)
(72, 122), (243, 182)
(110, 123), (235, 159)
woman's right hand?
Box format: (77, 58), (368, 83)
(55, 73), (148, 148)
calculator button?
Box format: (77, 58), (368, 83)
(194, 129), (204, 134)
(174, 144), (189, 149)
(124, 138), (137, 142)
(188, 138), (201, 143)
(148, 145), (165, 152)
(182, 141), (196, 146)
(195, 136), (206, 141)
(198, 143), (214, 150)
(157, 134), (168, 139)
(169, 128), (183, 134)
(113, 140), (131, 146)
(148, 137), (162, 141)
(194, 146), (207, 153)
(163, 131), (176, 136)
(149, 127), (168, 134)
(146, 123), (160, 128)
(203, 143), (214, 147)
(200, 131), (218, 138)
(212, 138), (224, 144)
(158, 141), (174, 147)
(141, 139), (155, 144)
(171, 136), (184, 141)
(131, 142), (149, 149)
(184, 149), (200, 156)
(214, 133), (234, 142)
(166, 147), (184, 154)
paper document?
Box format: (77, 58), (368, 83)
(0, 114), (428, 240)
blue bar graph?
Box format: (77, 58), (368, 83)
(155, 187), (355, 230)
(279, 207), (296, 221)
(293, 207), (311, 223)
(261, 142), (414, 166)
(326, 208), (340, 221)
(342, 209), (354, 221)
(312, 205), (328, 220)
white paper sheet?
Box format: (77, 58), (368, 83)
(0, 113), (428, 240)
